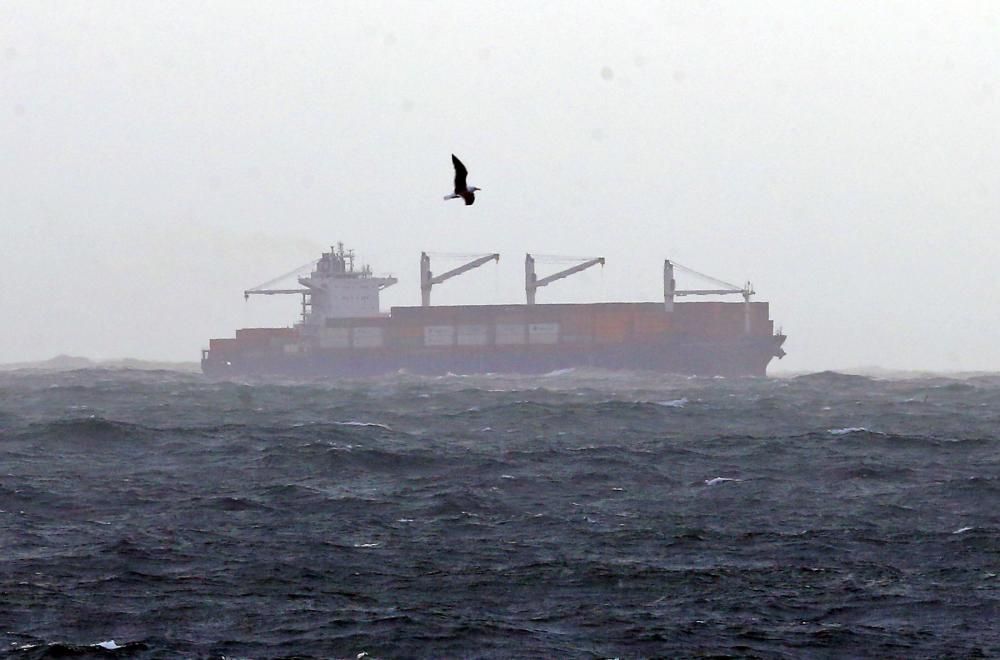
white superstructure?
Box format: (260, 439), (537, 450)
(243, 243), (397, 330)
(299, 244), (397, 323)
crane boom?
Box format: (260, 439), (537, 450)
(420, 252), (500, 306)
(674, 288), (745, 296)
(244, 288), (309, 299)
(663, 259), (756, 334)
(430, 254), (499, 285)
(525, 254), (605, 304)
(534, 258), (605, 287)
(669, 260), (743, 291)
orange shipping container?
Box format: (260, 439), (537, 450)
(633, 315), (670, 336)
(592, 315), (629, 343)
(389, 324), (425, 339)
(235, 327), (299, 346)
(209, 338), (238, 353)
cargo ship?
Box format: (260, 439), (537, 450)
(201, 243), (786, 379)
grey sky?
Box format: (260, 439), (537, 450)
(2, 1), (998, 372)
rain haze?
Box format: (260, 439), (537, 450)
(2, 1), (998, 373)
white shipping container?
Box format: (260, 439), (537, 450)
(352, 327), (384, 348)
(457, 324), (489, 346)
(319, 327), (350, 349)
(495, 323), (526, 345)
(424, 325), (455, 346)
(528, 322), (560, 345)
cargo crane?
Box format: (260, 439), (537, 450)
(420, 252), (500, 306)
(664, 260), (755, 334)
(525, 254), (605, 305)
(243, 259), (317, 324)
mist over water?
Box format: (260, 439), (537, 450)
(2, 368), (999, 657)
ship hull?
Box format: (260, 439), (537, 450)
(202, 335), (785, 379)
(202, 301), (787, 380)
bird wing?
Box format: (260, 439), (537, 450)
(451, 154), (469, 192)
(461, 190), (475, 205)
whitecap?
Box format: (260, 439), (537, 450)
(704, 477), (742, 486)
(655, 397), (688, 408)
(353, 542), (380, 548)
(541, 368), (575, 377)
(336, 421), (392, 431)
(827, 427), (868, 435)
(95, 641), (122, 650)
(953, 526), (974, 534)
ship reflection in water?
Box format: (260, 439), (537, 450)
(202, 244), (786, 379)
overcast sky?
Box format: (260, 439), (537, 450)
(2, 1), (998, 372)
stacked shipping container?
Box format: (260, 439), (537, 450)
(202, 301), (785, 377)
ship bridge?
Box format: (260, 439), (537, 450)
(243, 242), (397, 329)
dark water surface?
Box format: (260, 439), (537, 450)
(1, 368), (999, 658)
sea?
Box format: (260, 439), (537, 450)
(1, 367), (998, 659)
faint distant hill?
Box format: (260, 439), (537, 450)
(0, 354), (200, 373)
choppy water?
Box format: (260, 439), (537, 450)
(1, 368), (999, 658)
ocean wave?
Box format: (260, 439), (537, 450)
(827, 427), (877, 436)
(794, 371), (875, 386)
(11, 416), (162, 444)
(9, 640), (149, 657)
(3, 367), (1000, 657)
(333, 420), (394, 431)
(704, 477), (742, 486)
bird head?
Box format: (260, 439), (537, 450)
(470, 186), (482, 192)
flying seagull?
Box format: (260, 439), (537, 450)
(443, 154), (481, 206)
